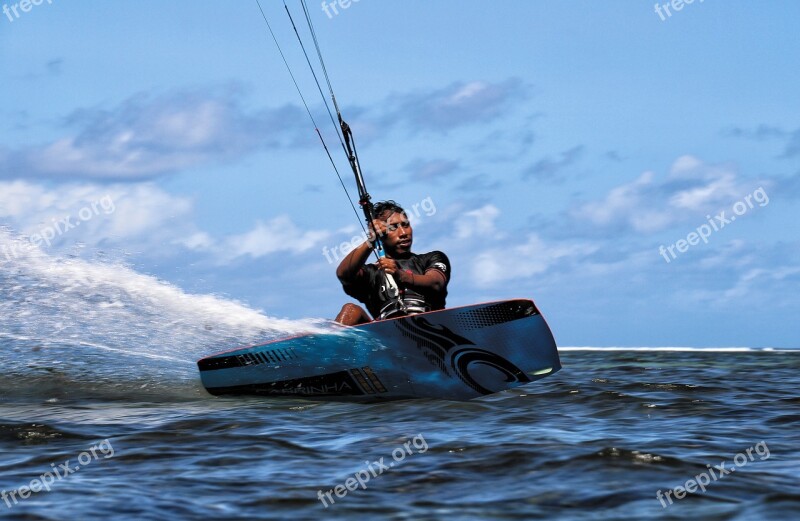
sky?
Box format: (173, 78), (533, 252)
(1, 0), (799, 348)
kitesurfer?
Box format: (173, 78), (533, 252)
(334, 200), (450, 325)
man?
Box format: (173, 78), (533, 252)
(335, 200), (450, 325)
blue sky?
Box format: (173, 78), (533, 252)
(1, 1), (799, 347)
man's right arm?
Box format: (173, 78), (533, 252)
(336, 240), (374, 283)
(337, 219), (386, 283)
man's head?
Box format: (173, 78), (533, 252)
(373, 200), (412, 257)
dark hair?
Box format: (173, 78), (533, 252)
(372, 200), (405, 220)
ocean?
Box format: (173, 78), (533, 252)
(2, 232), (799, 520)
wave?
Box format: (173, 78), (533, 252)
(0, 228), (330, 401)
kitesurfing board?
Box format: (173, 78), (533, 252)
(197, 299), (560, 401)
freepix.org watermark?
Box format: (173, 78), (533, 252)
(316, 434), (428, 508)
(659, 187), (768, 263)
(321, 0), (362, 19)
(656, 441), (770, 508)
(322, 196), (436, 265)
(1, 194), (115, 263)
(654, 0), (705, 22)
(2, 439), (115, 509)
(2, 0), (53, 23)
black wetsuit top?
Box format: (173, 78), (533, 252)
(342, 251), (451, 320)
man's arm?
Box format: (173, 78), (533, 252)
(399, 268), (447, 293)
(376, 258), (447, 293)
(336, 240), (373, 282)
(337, 219), (388, 282)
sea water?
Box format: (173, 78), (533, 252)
(1, 230), (799, 520)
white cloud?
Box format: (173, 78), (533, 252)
(726, 266), (800, 299)
(179, 231), (215, 251)
(669, 154), (703, 174)
(455, 204), (500, 239)
(223, 216), (330, 260)
(686, 265), (800, 304)
(577, 170), (656, 231)
(470, 234), (597, 287)
(572, 155), (760, 234)
(0, 180), (339, 265)
(667, 155), (742, 210)
(444, 81), (493, 105)
(384, 78), (527, 133)
(0, 89), (308, 180)
(0, 180), (196, 254)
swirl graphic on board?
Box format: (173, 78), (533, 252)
(449, 347), (530, 395)
(394, 315), (529, 395)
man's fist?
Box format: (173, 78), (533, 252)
(376, 257), (398, 274)
(367, 219), (387, 245)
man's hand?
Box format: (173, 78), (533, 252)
(376, 257), (399, 275)
(367, 219), (387, 246)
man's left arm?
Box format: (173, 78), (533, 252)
(376, 252), (449, 293)
(397, 267), (446, 292)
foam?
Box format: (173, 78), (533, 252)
(0, 228), (328, 378)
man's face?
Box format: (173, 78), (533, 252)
(379, 211), (413, 256)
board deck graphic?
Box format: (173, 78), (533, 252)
(197, 299), (561, 401)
